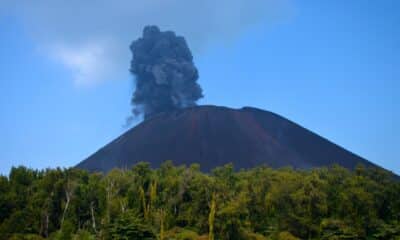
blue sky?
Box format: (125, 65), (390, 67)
(0, 1), (399, 174)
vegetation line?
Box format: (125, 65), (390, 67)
(0, 162), (399, 239)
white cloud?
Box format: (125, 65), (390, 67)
(1, 0), (293, 86)
(50, 41), (120, 86)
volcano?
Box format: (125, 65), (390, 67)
(76, 105), (379, 172)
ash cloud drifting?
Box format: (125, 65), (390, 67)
(130, 26), (203, 119)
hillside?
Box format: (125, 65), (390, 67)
(77, 105), (377, 172)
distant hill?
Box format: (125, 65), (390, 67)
(76, 105), (379, 172)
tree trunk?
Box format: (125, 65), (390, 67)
(44, 213), (49, 238)
(159, 209), (165, 240)
(90, 201), (97, 233)
(106, 180), (114, 223)
(208, 193), (216, 240)
(61, 189), (70, 225)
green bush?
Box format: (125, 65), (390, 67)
(109, 210), (155, 240)
(277, 231), (300, 240)
(73, 230), (95, 240)
(164, 227), (199, 240)
(9, 234), (45, 240)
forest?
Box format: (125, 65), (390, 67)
(0, 162), (399, 240)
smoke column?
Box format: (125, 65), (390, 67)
(130, 26), (203, 120)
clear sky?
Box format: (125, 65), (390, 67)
(0, 1), (399, 175)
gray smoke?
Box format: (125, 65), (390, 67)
(130, 26), (203, 120)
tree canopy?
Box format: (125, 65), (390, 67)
(0, 162), (399, 240)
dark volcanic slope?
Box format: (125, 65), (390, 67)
(77, 105), (377, 172)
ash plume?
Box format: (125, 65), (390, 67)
(130, 26), (203, 120)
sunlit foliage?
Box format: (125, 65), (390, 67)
(0, 163), (399, 239)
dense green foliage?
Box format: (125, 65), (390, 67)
(0, 162), (399, 239)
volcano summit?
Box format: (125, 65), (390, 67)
(77, 105), (377, 172)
